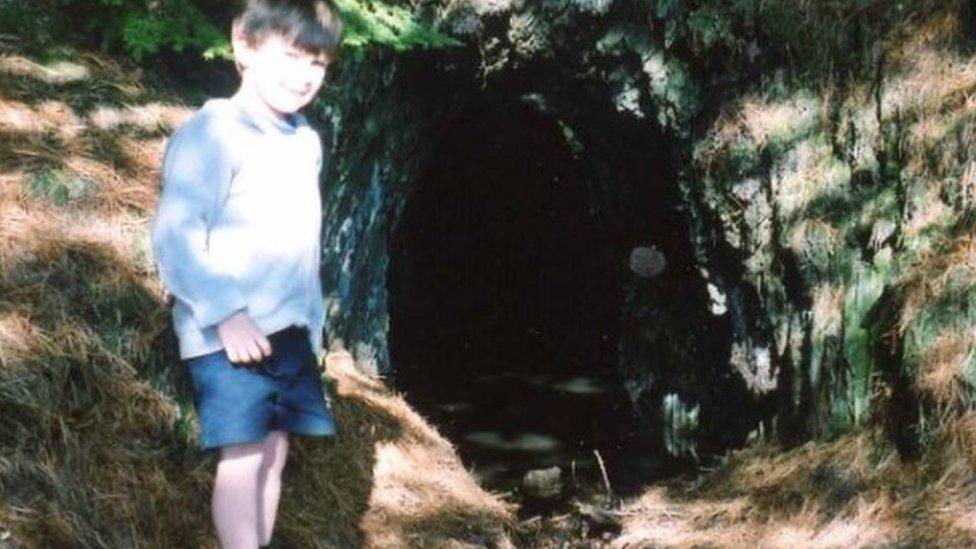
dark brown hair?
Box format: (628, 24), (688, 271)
(233, 0), (343, 60)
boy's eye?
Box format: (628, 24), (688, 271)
(283, 49), (326, 67)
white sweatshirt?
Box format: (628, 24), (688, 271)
(150, 97), (326, 360)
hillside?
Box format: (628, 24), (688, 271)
(0, 43), (513, 548)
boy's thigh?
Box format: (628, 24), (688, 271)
(185, 348), (277, 450)
(265, 326), (335, 436)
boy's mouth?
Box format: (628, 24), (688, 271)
(285, 89), (312, 101)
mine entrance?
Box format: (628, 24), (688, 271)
(387, 97), (671, 503)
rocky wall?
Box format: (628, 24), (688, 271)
(318, 0), (976, 460)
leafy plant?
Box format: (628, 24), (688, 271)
(3, 0), (462, 62)
(333, 0), (463, 51)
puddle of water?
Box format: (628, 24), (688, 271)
(401, 368), (655, 497)
(550, 376), (606, 395)
(464, 431), (563, 452)
(437, 401), (474, 413)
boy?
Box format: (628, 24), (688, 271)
(150, 1), (343, 547)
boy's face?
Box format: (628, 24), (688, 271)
(234, 33), (329, 116)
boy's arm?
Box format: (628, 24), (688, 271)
(150, 116), (247, 330)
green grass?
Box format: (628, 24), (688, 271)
(23, 169), (96, 206)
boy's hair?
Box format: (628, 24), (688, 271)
(233, 0), (343, 60)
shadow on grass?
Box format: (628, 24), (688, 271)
(0, 235), (413, 547)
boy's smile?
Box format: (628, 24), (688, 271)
(234, 34), (329, 118)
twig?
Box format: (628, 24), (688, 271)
(593, 449), (612, 497)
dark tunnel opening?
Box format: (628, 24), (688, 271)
(386, 92), (744, 504)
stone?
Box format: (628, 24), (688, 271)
(522, 466), (562, 499)
(628, 246), (667, 278)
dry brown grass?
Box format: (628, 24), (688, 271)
(900, 235), (976, 331)
(0, 46), (514, 547)
(281, 353), (515, 548)
(918, 331), (973, 407)
(739, 93), (820, 150)
(877, 6), (976, 241)
(613, 427), (976, 548)
(0, 51), (189, 218)
(810, 282), (843, 340)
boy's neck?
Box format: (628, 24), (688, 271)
(231, 82), (296, 129)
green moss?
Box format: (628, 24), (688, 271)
(841, 261), (887, 426)
(776, 134), (851, 222)
(726, 137), (763, 177)
(904, 282), (976, 366)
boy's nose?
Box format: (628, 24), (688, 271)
(289, 70), (318, 89)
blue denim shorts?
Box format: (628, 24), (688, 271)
(184, 325), (336, 450)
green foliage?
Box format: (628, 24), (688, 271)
(685, 6), (733, 51)
(1, 0), (459, 63)
(0, 0), (226, 61)
(117, 0), (227, 61)
(651, 0), (750, 52)
(0, 2), (58, 44)
(333, 0), (463, 51)
(119, 15), (168, 60)
(98, 0), (227, 61)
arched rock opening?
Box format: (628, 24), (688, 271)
(383, 87), (750, 496)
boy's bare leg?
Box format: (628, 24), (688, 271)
(214, 442), (264, 549)
(257, 430), (289, 546)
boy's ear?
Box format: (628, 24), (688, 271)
(231, 20), (254, 71)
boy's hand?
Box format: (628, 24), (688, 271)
(217, 310), (272, 365)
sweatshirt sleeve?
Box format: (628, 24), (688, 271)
(150, 112), (248, 330)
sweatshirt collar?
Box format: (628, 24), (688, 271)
(227, 90), (302, 134)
